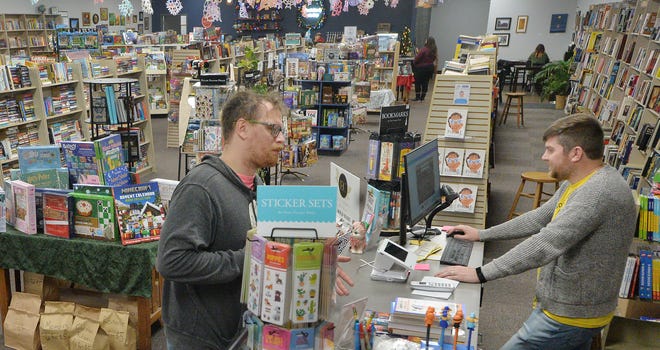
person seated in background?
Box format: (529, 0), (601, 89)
(528, 44), (550, 67)
(527, 44), (550, 93)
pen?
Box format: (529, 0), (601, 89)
(424, 307), (435, 350)
(359, 322), (368, 350)
(354, 320), (360, 350)
(370, 323), (375, 349)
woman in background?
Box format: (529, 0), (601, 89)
(528, 43), (550, 67)
(413, 37), (437, 101)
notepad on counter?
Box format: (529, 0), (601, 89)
(411, 276), (459, 300)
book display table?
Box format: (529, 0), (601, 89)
(0, 229), (162, 350)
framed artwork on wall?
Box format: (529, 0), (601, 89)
(495, 17), (511, 31)
(100, 8), (108, 21)
(550, 13), (568, 33)
(93, 14), (99, 25)
(516, 15), (528, 33)
(494, 33), (510, 47)
(144, 16), (150, 31)
(69, 18), (79, 30)
(82, 12), (91, 26)
(138, 24), (144, 34)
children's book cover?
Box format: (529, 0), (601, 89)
(442, 183), (461, 212)
(262, 324), (291, 350)
(60, 141), (102, 186)
(11, 180), (37, 234)
(454, 184), (478, 213)
(290, 328), (315, 350)
(94, 134), (130, 187)
(17, 145), (62, 174)
(444, 109), (468, 139)
(72, 192), (117, 240)
(462, 149), (486, 178)
(151, 178), (179, 215)
(10, 168), (69, 189)
(441, 148), (465, 177)
(113, 182), (165, 245)
(43, 191), (74, 239)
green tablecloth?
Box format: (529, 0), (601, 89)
(0, 228), (159, 298)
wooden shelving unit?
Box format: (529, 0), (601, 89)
(0, 13), (59, 60)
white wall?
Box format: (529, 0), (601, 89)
(3, 0), (147, 30)
(488, 0), (576, 61)
(429, 0), (491, 69)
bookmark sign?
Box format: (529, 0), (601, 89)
(257, 186), (337, 238)
(379, 104), (409, 136)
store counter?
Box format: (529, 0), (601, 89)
(335, 231), (484, 347)
(0, 229), (162, 350)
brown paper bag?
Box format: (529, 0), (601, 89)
(44, 301), (76, 314)
(107, 297), (138, 328)
(69, 316), (109, 350)
(3, 292), (42, 350)
(23, 272), (59, 301)
(40, 313), (73, 350)
(99, 308), (131, 350)
(74, 305), (101, 322)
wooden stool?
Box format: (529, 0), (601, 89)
(507, 171), (560, 220)
(499, 92), (526, 127)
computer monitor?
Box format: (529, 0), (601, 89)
(403, 139), (443, 227)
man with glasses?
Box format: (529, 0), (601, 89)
(436, 114), (636, 350)
(157, 91), (288, 349)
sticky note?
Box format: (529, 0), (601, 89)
(414, 263), (431, 271)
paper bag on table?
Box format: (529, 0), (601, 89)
(3, 292), (42, 350)
(40, 312), (73, 350)
(44, 301), (76, 314)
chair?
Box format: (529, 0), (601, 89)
(499, 92), (526, 127)
(507, 171), (560, 220)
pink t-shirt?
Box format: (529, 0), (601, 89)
(237, 173), (255, 190)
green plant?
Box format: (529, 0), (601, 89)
(237, 46), (259, 72)
(533, 59), (571, 101)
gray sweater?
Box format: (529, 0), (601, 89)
(157, 156), (258, 349)
(479, 166), (636, 318)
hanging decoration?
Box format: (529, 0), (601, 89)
(331, 0), (342, 16)
(390, 0), (399, 7)
(282, 0), (296, 9)
(296, 0), (327, 30)
(119, 0), (134, 17)
(166, 0), (183, 15)
(383, 0), (389, 6)
(357, 1), (370, 15)
(142, 0), (154, 15)
(30, 0), (39, 5)
(238, 1), (249, 18)
(204, 0), (223, 21)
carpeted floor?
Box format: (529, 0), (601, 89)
(1, 87), (566, 349)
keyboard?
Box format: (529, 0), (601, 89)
(440, 238), (473, 266)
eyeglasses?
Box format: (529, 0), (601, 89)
(459, 194), (474, 200)
(466, 158), (481, 165)
(247, 120), (284, 137)
(445, 157), (461, 164)
(448, 119), (464, 125)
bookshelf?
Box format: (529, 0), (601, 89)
(144, 50), (169, 115)
(0, 13), (59, 60)
(373, 42), (401, 92)
(295, 79), (352, 155)
(423, 74), (493, 229)
(573, 1), (660, 344)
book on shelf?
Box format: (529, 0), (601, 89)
(10, 168), (69, 190)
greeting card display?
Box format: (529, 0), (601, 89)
(247, 235), (267, 316)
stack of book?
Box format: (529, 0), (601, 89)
(467, 55), (491, 75)
(443, 61), (466, 74)
(388, 297), (464, 342)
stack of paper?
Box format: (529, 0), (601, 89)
(411, 276), (460, 300)
(388, 297), (464, 341)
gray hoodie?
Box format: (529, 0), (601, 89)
(157, 156), (259, 349)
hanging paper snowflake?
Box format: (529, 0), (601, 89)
(31, 0), (39, 5)
(347, 0), (361, 6)
(357, 1), (370, 15)
(282, 0), (297, 9)
(331, 0), (342, 16)
(142, 0), (154, 15)
(276, 0), (283, 9)
(383, 0), (389, 6)
(390, 0), (399, 7)
(238, 1), (249, 18)
(166, 0), (183, 15)
(364, 0), (374, 9)
(119, 0), (134, 17)
(204, 0), (222, 21)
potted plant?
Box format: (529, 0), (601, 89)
(236, 46), (261, 87)
(533, 59), (571, 109)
